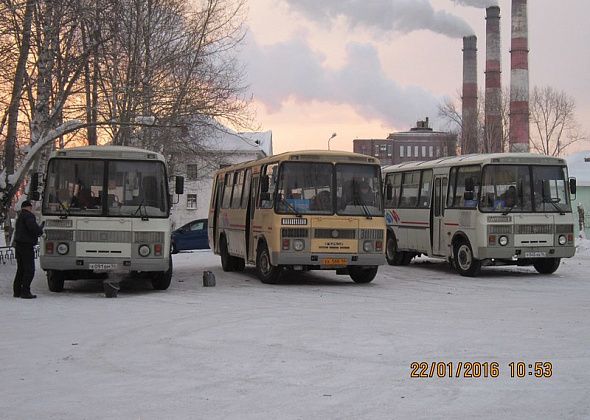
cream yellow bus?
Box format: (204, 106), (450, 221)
(208, 150), (387, 284)
(382, 153), (577, 276)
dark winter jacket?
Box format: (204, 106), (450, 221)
(14, 209), (44, 245)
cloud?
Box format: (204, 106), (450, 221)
(242, 33), (440, 129)
(451, 0), (499, 7)
(283, 0), (474, 38)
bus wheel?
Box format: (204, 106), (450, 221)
(386, 233), (405, 266)
(533, 258), (561, 274)
(220, 236), (235, 272)
(47, 270), (65, 292)
(152, 258), (173, 290)
(256, 245), (281, 284)
(453, 240), (481, 277)
(349, 266), (378, 283)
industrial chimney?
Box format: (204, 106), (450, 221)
(462, 35), (478, 155)
(509, 0), (529, 152)
(485, 6), (503, 153)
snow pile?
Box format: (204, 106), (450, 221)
(576, 237), (590, 257)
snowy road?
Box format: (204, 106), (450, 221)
(1, 249), (589, 419)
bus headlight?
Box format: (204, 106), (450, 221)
(363, 240), (373, 252)
(499, 236), (509, 246)
(558, 235), (567, 245)
(138, 244), (151, 257)
(57, 242), (69, 255)
(293, 239), (305, 251)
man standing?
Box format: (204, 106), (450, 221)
(13, 200), (44, 299)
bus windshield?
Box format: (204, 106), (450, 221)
(275, 162), (382, 216)
(43, 159), (169, 217)
(480, 165), (570, 213)
(336, 164), (382, 216)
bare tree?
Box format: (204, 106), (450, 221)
(529, 86), (587, 157)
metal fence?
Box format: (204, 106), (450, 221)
(0, 245), (40, 265)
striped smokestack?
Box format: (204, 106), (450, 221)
(485, 6), (503, 153)
(462, 35), (478, 155)
(509, 0), (529, 152)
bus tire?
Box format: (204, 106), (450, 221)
(234, 257), (245, 272)
(453, 240), (481, 277)
(152, 258), (173, 290)
(386, 232), (406, 266)
(349, 266), (378, 283)
(533, 258), (561, 274)
(220, 236), (235, 272)
(47, 270), (65, 292)
(256, 244), (281, 284)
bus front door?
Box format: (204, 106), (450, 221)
(432, 176), (447, 256)
(247, 176), (259, 263)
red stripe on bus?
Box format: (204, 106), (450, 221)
(401, 221), (429, 225)
(229, 224), (246, 229)
(444, 222), (460, 227)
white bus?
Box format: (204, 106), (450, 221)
(382, 153), (577, 276)
(37, 146), (184, 296)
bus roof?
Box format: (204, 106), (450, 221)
(49, 145), (167, 163)
(215, 150), (381, 173)
(382, 153), (567, 172)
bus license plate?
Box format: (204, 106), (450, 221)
(321, 258), (348, 266)
(89, 263), (118, 270)
(524, 252), (546, 258)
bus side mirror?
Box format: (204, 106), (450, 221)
(386, 185), (393, 200)
(570, 177), (577, 195)
(29, 173), (40, 201)
(260, 175), (269, 193)
(175, 176), (184, 195)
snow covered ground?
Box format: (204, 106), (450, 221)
(1, 250), (589, 419)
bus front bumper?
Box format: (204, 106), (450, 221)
(40, 256), (170, 272)
(476, 246), (575, 260)
(272, 252), (385, 267)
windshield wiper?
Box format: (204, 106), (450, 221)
(501, 205), (515, 216)
(279, 197), (302, 217)
(133, 198), (149, 220)
(544, 198), (565, 215)
(353, 196), (373, 220)
(56, 199), (71, 219)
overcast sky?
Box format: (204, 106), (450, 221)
(241, 0), (590, 154)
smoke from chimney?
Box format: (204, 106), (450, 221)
(509, 0), (530, 152)
(462, 35), (478, 154)
(485, 6), (503, 153)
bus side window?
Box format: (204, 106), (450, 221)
(221, 173), (233, 209)
(384, 173), (401, 208)
(418, 170), (433, 208)
(260, 163), (278, 209)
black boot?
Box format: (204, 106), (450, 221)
(13, 291), (21, 298)
(21, 292), (37, 299)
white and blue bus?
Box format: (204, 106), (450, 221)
(382, 153), (577, 276)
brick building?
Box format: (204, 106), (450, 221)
(353, 118), (457, 165)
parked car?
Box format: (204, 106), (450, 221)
(171, 218), (209, 253)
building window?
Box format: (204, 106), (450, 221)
(387, 145), (393, 156)
(407, 145), (412, 157)
(187, 194), (197, 209)
(422, 146), (426, 157)
(436, 146), (441, 157)
(400, 145), (405, 157)
(429, 146), (434, 157)
(414, 146), (419, 157)
(186, 164), (198, 180)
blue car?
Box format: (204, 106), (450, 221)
(171, 218), (209, 253)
